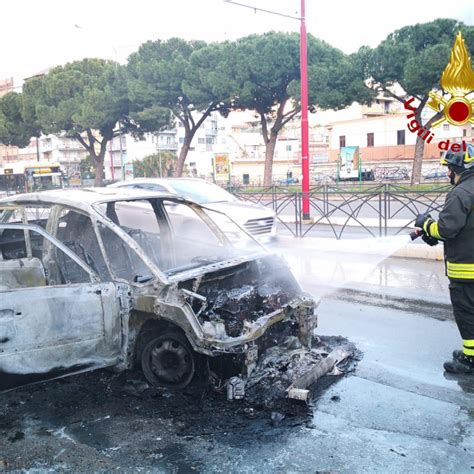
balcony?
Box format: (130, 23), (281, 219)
(157, 142), (178, 151)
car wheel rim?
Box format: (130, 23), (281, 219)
(148, 337), (194, 387)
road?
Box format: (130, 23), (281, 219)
(0, 243), (472, 472)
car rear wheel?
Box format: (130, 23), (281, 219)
(141, 332), (195, 389)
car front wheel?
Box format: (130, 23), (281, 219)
(141, 332), (196, 389)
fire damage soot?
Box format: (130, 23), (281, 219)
(177, 256), (360, 408)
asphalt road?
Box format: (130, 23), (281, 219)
(1, 249), (472, 472)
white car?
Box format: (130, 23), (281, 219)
(108, 178), (277, 241)
(0, 188), (316, 393)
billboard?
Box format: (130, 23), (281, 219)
(213, 153), (230, 180)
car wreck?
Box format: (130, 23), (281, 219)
(0, 188), (343, 401)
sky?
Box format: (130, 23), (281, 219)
(1, 0), (472, 87)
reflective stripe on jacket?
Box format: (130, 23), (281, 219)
(424, 171), (474, 281)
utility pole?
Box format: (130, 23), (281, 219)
(156, 133), (163, 177)
(223, 0), (311, 218)
(299, 0), (310, 219)
(118, 122), (124, 180)
(35, 137), (40, 162)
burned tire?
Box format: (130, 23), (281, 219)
(141, 332), (195, 389)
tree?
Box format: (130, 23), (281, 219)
(223, 32), (370, 185)
(22, 58), (170, 186)
(127, 38), (231, 177)
(79, 155), (95, 179)
(0, 92), (39, 147)
(132, 152), (178, 177)
(360, 19), (474, 183)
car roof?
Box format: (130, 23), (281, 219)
(0, 187), (180, 214)
(110, 177), (215, 186)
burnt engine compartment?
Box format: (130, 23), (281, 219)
(179, 255), (301, 337)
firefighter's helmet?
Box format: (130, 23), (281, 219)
(441, 143), (474, 173)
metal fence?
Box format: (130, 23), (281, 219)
(231, 184), (451, 239)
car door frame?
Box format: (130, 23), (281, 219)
(0, 222), (123, 392)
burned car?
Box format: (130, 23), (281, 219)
(0, 188), (317, 396)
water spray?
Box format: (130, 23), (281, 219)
(270, 227), (426, 298)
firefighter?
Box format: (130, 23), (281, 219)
(415, 144), (474, 374)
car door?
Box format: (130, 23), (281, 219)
(0, 221), (123, 392)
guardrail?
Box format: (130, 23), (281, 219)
(231, 184), (451, 239)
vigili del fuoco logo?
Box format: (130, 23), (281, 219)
(404, 32), (474, 152)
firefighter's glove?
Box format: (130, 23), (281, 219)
(421, 234), (438, 246)
(415, 212), (432, 229)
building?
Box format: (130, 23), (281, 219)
(327, 113), (473, 171)
(0, 77), (14, 96)
(103, 128), (179, 181)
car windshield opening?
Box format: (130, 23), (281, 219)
(95, 198), (264, 276)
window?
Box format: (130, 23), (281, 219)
(162, 201), (221, 272)
(179, 137), (184, 144)
(205, 137), (215, 145)
(367, 133), (374, 147)
(134, 183), (167, 192)
(443, 124), (450, 131)
(463, 129), (467, 137)
(0, 206), (51, 259)
(198, 138), (205, 144)
(339, 136), (346, 148)
(286, 144), (292, 152)
(397, 130), (405, 145)
(98, 200), (160, 282)
(0, 224), (94, 287)
(56, 209), (110, 281)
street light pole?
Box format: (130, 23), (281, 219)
(300, 0), (310, 219)
(223, 0), (311, 219)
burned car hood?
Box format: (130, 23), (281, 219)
(175, 253), (312, 342)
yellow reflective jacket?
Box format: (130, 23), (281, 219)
(425, 171), (474, 281)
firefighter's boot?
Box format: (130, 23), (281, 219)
(444, 353), (474, 374)
(452, 349), (463, 360)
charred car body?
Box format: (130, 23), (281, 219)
(0, 188), (317, 395)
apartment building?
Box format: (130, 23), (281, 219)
(328, 113), (472, 168)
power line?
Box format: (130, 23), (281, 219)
(223, 0), (301, 21)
